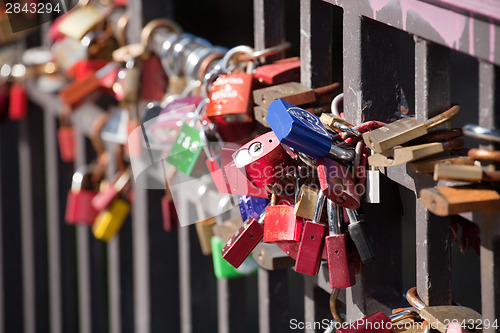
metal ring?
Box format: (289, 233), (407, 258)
(197, 47), (227, 82)
(176, 37), (212, 78)
(463, 124), (500, 143)
(171, 34), (196, 76)
(140, 19), (182, 50)
(220, 45), (254, 72)
(240, 42), (291, 62)
(331, 93), (343, 117)
(201, 66), (225, 99)
(185, 46), (212, 82)
(161, 34), (184, 77)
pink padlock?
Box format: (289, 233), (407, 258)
(65, 166), (99, 225)
(91, 168), (131, 212)
(317, 157), (360, 209)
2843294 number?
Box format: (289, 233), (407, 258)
(5, 2), (61, 14)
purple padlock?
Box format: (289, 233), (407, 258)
(238, 195), (270, 222)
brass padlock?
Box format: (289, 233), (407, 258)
(58, 5), (104, 40)
(293, 184), (320, 220)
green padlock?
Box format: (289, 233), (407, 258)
(211, 236), (258, 279)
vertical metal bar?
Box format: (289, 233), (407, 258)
(217, 278), (247, 333)
(75, 130), (91, 333)
(0, 134), (3, 333)
(178, 197), (191, 333)
(343, 13), (403, 319)
(43, 111), (63, 333)
(253, 0), (285, 62)
(108, 237), (121, 333)
(414, 37), (452, 306)
(133, 186), (151, 333)
(258, 269), (289, 333)
(300, 0), (332, 88)
(478, 61), (500, 333)
(19, 118), (36, 333)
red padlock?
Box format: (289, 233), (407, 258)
(206, 73), (254, 124)
(9, 83), (27, 120)
(65, 166), (100, 225)
(325, 199), (356, 289)
(295, 191), (327, 276)
(57, 126), (75, 162)
(263, 204), (302, 243)
(70, 59), (109, 81)
(222, 212), (265, 268)
(219, 144), (269, 198)
(253, 57), (301, 85)
(233, 131), (296, 188)
(317, 157), (360, 210)
(141, 56), (168, 101)
(162, 194), (178, 232)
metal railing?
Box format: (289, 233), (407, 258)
(0, 0), (498, 332)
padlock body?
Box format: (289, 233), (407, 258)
(253, 57), (300, 85)
(57, 126), (75, 162)
(348, 222), (375, 264)
(91, 186), (119, 212)
(65, 190), (99, 225)
(317, 158), (360, 210)
(92, 198), (130, 242)
(267, 99), (332, 158)
(233, 131), (295, 188)
(206, 73), (253, 123)
(337, 312), (391, 333)
(212, 236), (258, 279)
(238, 195), (270, 222)
(221, 216), (264, 268)
(166, 122), (205, 176)
(294, 221), (326, 275)
(9, 84), (27, 120)
(195, 217), (216, 255)
(220, 145), (268, 198)
(151, 100), (199, 143)
(325, 234), (356, 289)
(161, 195), (178, 232)
(71, 59), (108, 81)
(140, 56), (168, 102)
(263, 205), (302, 242)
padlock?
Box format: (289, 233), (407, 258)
(263, 201), (303, 243)
(346, 209), (375, 264)
(408, 155), (474, 174)
(406, 287), (482, 333)
(420, 185), (500, 216)
(194, 186), (217, 255)
(92, 168), (131, 212)
(463, 124), (500, 142)
(336, 309), (420, 333)
(267, 99), (355, 162)
(65, 166), (100, 225)
(251, 242), (296, 270)
(166, 99), (208, 176)
(317, 157), (360, 210)
(232, 131), (296, 188)
(212, 235), (258, 279)
(363, 105), (461, 153)
(100, 107), (130, 144)
(9, 64), (27, 120)
(57, 111), (75, 162)
(60, 62), (119, 108)
(404, 128), (463, 146)
(221, 208), (267, 268)
(161, 163), (178, 232)
(320, 112), (360, 137)
(468, 148), (500, 163)
(239, 195), (270, 222)
(253, 57), (301, 85)
(294, 190), (327, 276)
(219, 144), (269, 198)
(92, 198), (130, 242)
(325, 200), (356, 288)
(368, 138), (465, 167)
(293, 184), (320, 220)
(151, 101), (200, 143)
(57, 4), (104, 40)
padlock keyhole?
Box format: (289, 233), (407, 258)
(310, 236), (314, 240)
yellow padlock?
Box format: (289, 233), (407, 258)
(92, 198), (130, 242)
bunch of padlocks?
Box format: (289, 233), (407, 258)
(7, 1), (498, 328)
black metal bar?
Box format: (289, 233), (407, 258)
(414, 37), (452, 306)
(253, 0), (285, 63)
(300, 0), (333, 88)
(258, 268), (289, 333)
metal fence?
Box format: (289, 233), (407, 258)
(0, 0), (499, 332)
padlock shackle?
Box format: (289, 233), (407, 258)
(140, 18), (182, 52)
(405, 287), (426, 311)
(326, 198), (338, 235)
(345, 209), (359, 225)
(463, 124), (500, 143)
(220, 45), (254, 73)
(424, 105), (461, 130)
(389, 309), (420, 322)
(331, 93), (343, 117)
(312, 190), (326, 224)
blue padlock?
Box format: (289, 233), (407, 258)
(266, 99), (354, 162)
(238, 195), (270, 222)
